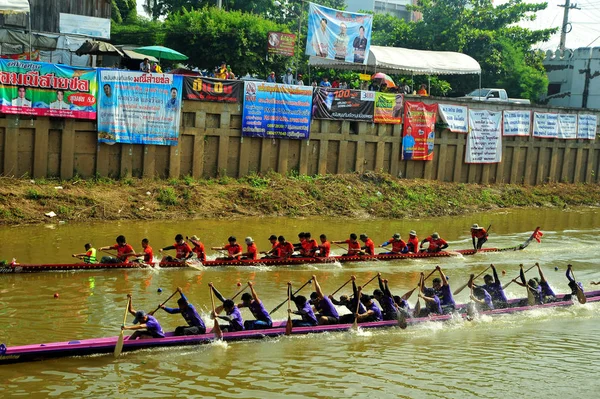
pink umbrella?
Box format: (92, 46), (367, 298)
(371, 72), (396, 88)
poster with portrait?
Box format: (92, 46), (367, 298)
(267, 32), (296, 56)
(312, 87), (374, 121)
(466, 109), (502, 163)
(97, 71), (183, 146)
(402, 101), (437, 161)
(305, 2), (373, 64)
(374, 92), (403, 124)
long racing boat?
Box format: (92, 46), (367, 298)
(1, 286), (596, 365)
(0, 228), (541, 273)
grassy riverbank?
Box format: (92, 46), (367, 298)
(0, 172), (599, 225)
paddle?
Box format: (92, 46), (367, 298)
(349, 274), (379, 299)
(114, 297), (130, 358)
(352, 286), (362, 330)
(413, 275), (423, 318)
(502, 263), (537, 290)
(270, 278), (312, 314)
(209, 286), (223, 340)
(568, 265), (586, 304)
(332, 242), (365, 255)
(401, 268), (438, 300)
(285, 285), (293, 336)
(330, 278), (352, 297)
(148, 289), (178, 316)
(453, 265), (492, 295)
(230, 285), (247, 301)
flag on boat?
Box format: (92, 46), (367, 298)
(534, 229), (544, 243)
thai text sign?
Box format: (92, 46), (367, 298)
(267, 32), (296, 56)
(533, 112), (559, 138)
(503, 110), (531, 136)
(97, 71), (183, 146)
(0, 59), (97, 119)
(578, 114), (597, 140)
(183, 76), (241, 103)
(466, 109), (502, 163)
(402, 101), (437, 161)
(558, 114), (577, 139)
(242, 81), (313, 140)
(312, 87), (374, 121)
(374, 92), (403, 124)
(438, 104), (468, 133)
(305, 2), (373, 64)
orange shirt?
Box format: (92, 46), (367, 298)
(345, 239), (361, 255)
(111, 243), (135, 263)
(363, 238), (375, 255)
(246, 243), (258, 260)
(224, 243), (242, 259)
(275, 241), (295, 258)
(301, 239), (319, 256)
(318, 241), (331, 257)
(192, 241), (206, 261)
(143, 246), (154, 264)
(471, 228), (487, 239)
(174, 242), (192, 259)
(389, 238), (407, 253)
(407, 237), (419, 253)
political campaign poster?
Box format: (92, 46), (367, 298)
(402, 101), (437, 161)
(242, 81), (313, 140)
(466, 109), (503, 164)
(533, 112), (559, 138)
(503, 110), (531, 136)
(312, 87), (373, 121)
(438, 104), (468, 133)
(183, 76), (242, 103)
(577, 114), (597, 140)
(97, 71), (183, 146)
(0, 59), (97, 119)
(267, 32), (296, 56)
(305, 2), (373, 64)
(374, 92), (403, 124)
(557, 114), (578, 139)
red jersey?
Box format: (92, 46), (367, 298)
(270, 241), (281, 257)
(424, 236), (448, 252)
(318, 241), (331, 257)
(471, 228), (487, 239)
(245, 243), (258, 260)
(192, 242), (206, 261)
(407, 236), (419, 253)
(174, 242), (192, 260)
(389, 238), (407, 253)
(143, 246), (154, 264)
(225, 243), (242, 259)
(345, 239), (361, 255)
(301, 239), (319, 256)
(363, 238), (375, 255)
(111, 243), (135, 263)
(275, 241), (295, 258)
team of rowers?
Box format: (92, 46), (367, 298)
(119, 263), (585, 340)
(71, 224), (491, 265)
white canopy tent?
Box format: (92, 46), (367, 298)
(0, 0), (32, 57)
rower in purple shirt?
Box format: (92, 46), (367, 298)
(289, 282), (318, 327)
(535, 263), (557, 303)
(122, 293), (165, 339)
(479, 264), (508, 308)
(431, 266), (455, 313)
(329, 275), (366, 324)
(160, 287), (206, 335)
(238, 281), (272, 330)
(355, 293), (383, 322)
(470, 286), (494, 311)
(417, 287), (443, 317)
(373, 273), (398, 321)
(564, 264), (584, 301)
(209, 283), (244, 332)
(513, 264), (543, 305)
(310, 275), (339, 325)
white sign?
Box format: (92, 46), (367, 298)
(438, 104), (468, 133)
(558, 114), (577, 139)
(466, 109), (502, 164)
(533, 112), (559, 138)
(578, 114), (597, 140)
(503, 110), (531, 136)
(59, 13), (111, 39)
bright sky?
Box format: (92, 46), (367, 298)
(135, 0), (600, 50)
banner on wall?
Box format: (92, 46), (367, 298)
(374, 92), (403, 124)
(437, 104), (468, 133)
(466, 109), (502, 164)
(305, 2), (373, 64)
(558, 114), (577, 139)
(312, 87), (374, 121)
(533, 112), (559, 138)
(578, 114), (597, 140)
(267, 32), (296, 56)
(402, 101), (437, 161)
(0, 59), (97, 119)
(183, 76), (242, 103)
(503, 110), (531, 136)
(242, 81), (313, 140)
(97, 71), (183, 146)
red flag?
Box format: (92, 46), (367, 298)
(534, 230), (544, 243)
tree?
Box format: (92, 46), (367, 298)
(112, 0), (137, 23)
(111, 17), (165, 47)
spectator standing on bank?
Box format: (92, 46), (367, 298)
(297, 74), (305, 86)
(319, 77), (332, 87)
(417, 84), (428, 96)
(283, 68), (294, 85)
(140, 58), (151, 73)
(267, 71), (277, 83)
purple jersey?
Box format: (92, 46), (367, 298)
(435, 284), (455, 307)
(227, 306), (244, 331)
(540, 281), (556, 299)
(481, 282), (508, 303)
(318, 296), (339, 319)
(145, 315), (165, 338)
(164, 303), (205, 329)
(300, 301), (318, 325)
(426, 295), (443, 315)
(378, 295), (397, 321)
(249, 300), (272, 323)
(366, 301), (383, 321)
(479, 289), (494, 310)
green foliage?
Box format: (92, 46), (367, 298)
(111, 17), (165, 47)
(25, 188), (41, 200)
(112, 0), (138, 23)
(157, 187), (178, 205)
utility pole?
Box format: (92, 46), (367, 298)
(558, 0), (580, 51)
(217, 0), (222, 9)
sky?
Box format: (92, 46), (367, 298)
(136, 0), (600, 51)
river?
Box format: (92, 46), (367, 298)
(1, 207), (600, 398)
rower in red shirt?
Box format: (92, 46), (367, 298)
(133, 238), (154, 265)
(419, 232), (449, 253)
(187, 235), (206, 262)
(261, 234), (280, 259)
(407, 230), (419, 253)
(470, 223), (489, 250)
(212, 236), (243, 260)
(359, 234), (375, 255)
(332, 233), (362, 256)
(241, 237), (258, 260)
(99, 235), (136, 264)
(317, 234), (331, 257)
(301, 232), (319, 257)
(265, 235), (294, 259)
(380, 233), (407, 254)
(160, 234), (193, 263)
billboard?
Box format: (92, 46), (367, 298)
(466, 109), (503, 163)
(402, 101), (437, 161)
(312, 87), (374, 121)
(59, 13), (111, 39)
(374, 92), (403, 124)
(267, 32), (296, 56)
(183, 76), (242, 103)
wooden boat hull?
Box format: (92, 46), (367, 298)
(1, 287), (596, 365)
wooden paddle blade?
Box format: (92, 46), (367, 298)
(285, 316), (293, 336)
(352, 318), (358, 330)
(576, 288), (587, 304)
(397, 309), (408, 329)
(401, 286), (417, 301)
(413, 299), (421, 318)
(453, 282), (469, 296)
(213, 320), (223, 340)
(114, 331), (125, 358)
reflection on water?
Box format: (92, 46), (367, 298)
(1, 207), (600, 398)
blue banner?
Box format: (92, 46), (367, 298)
(242, 82), (313, 140)
(305, 2), (373, 64)
(97, 70), (183, 146)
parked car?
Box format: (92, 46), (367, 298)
(463, 88), (531, 105)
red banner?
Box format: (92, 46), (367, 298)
(267, 32), (296, 56)
(402, 101), (437, 161)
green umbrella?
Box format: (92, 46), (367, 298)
(133, 45), (188, 62)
